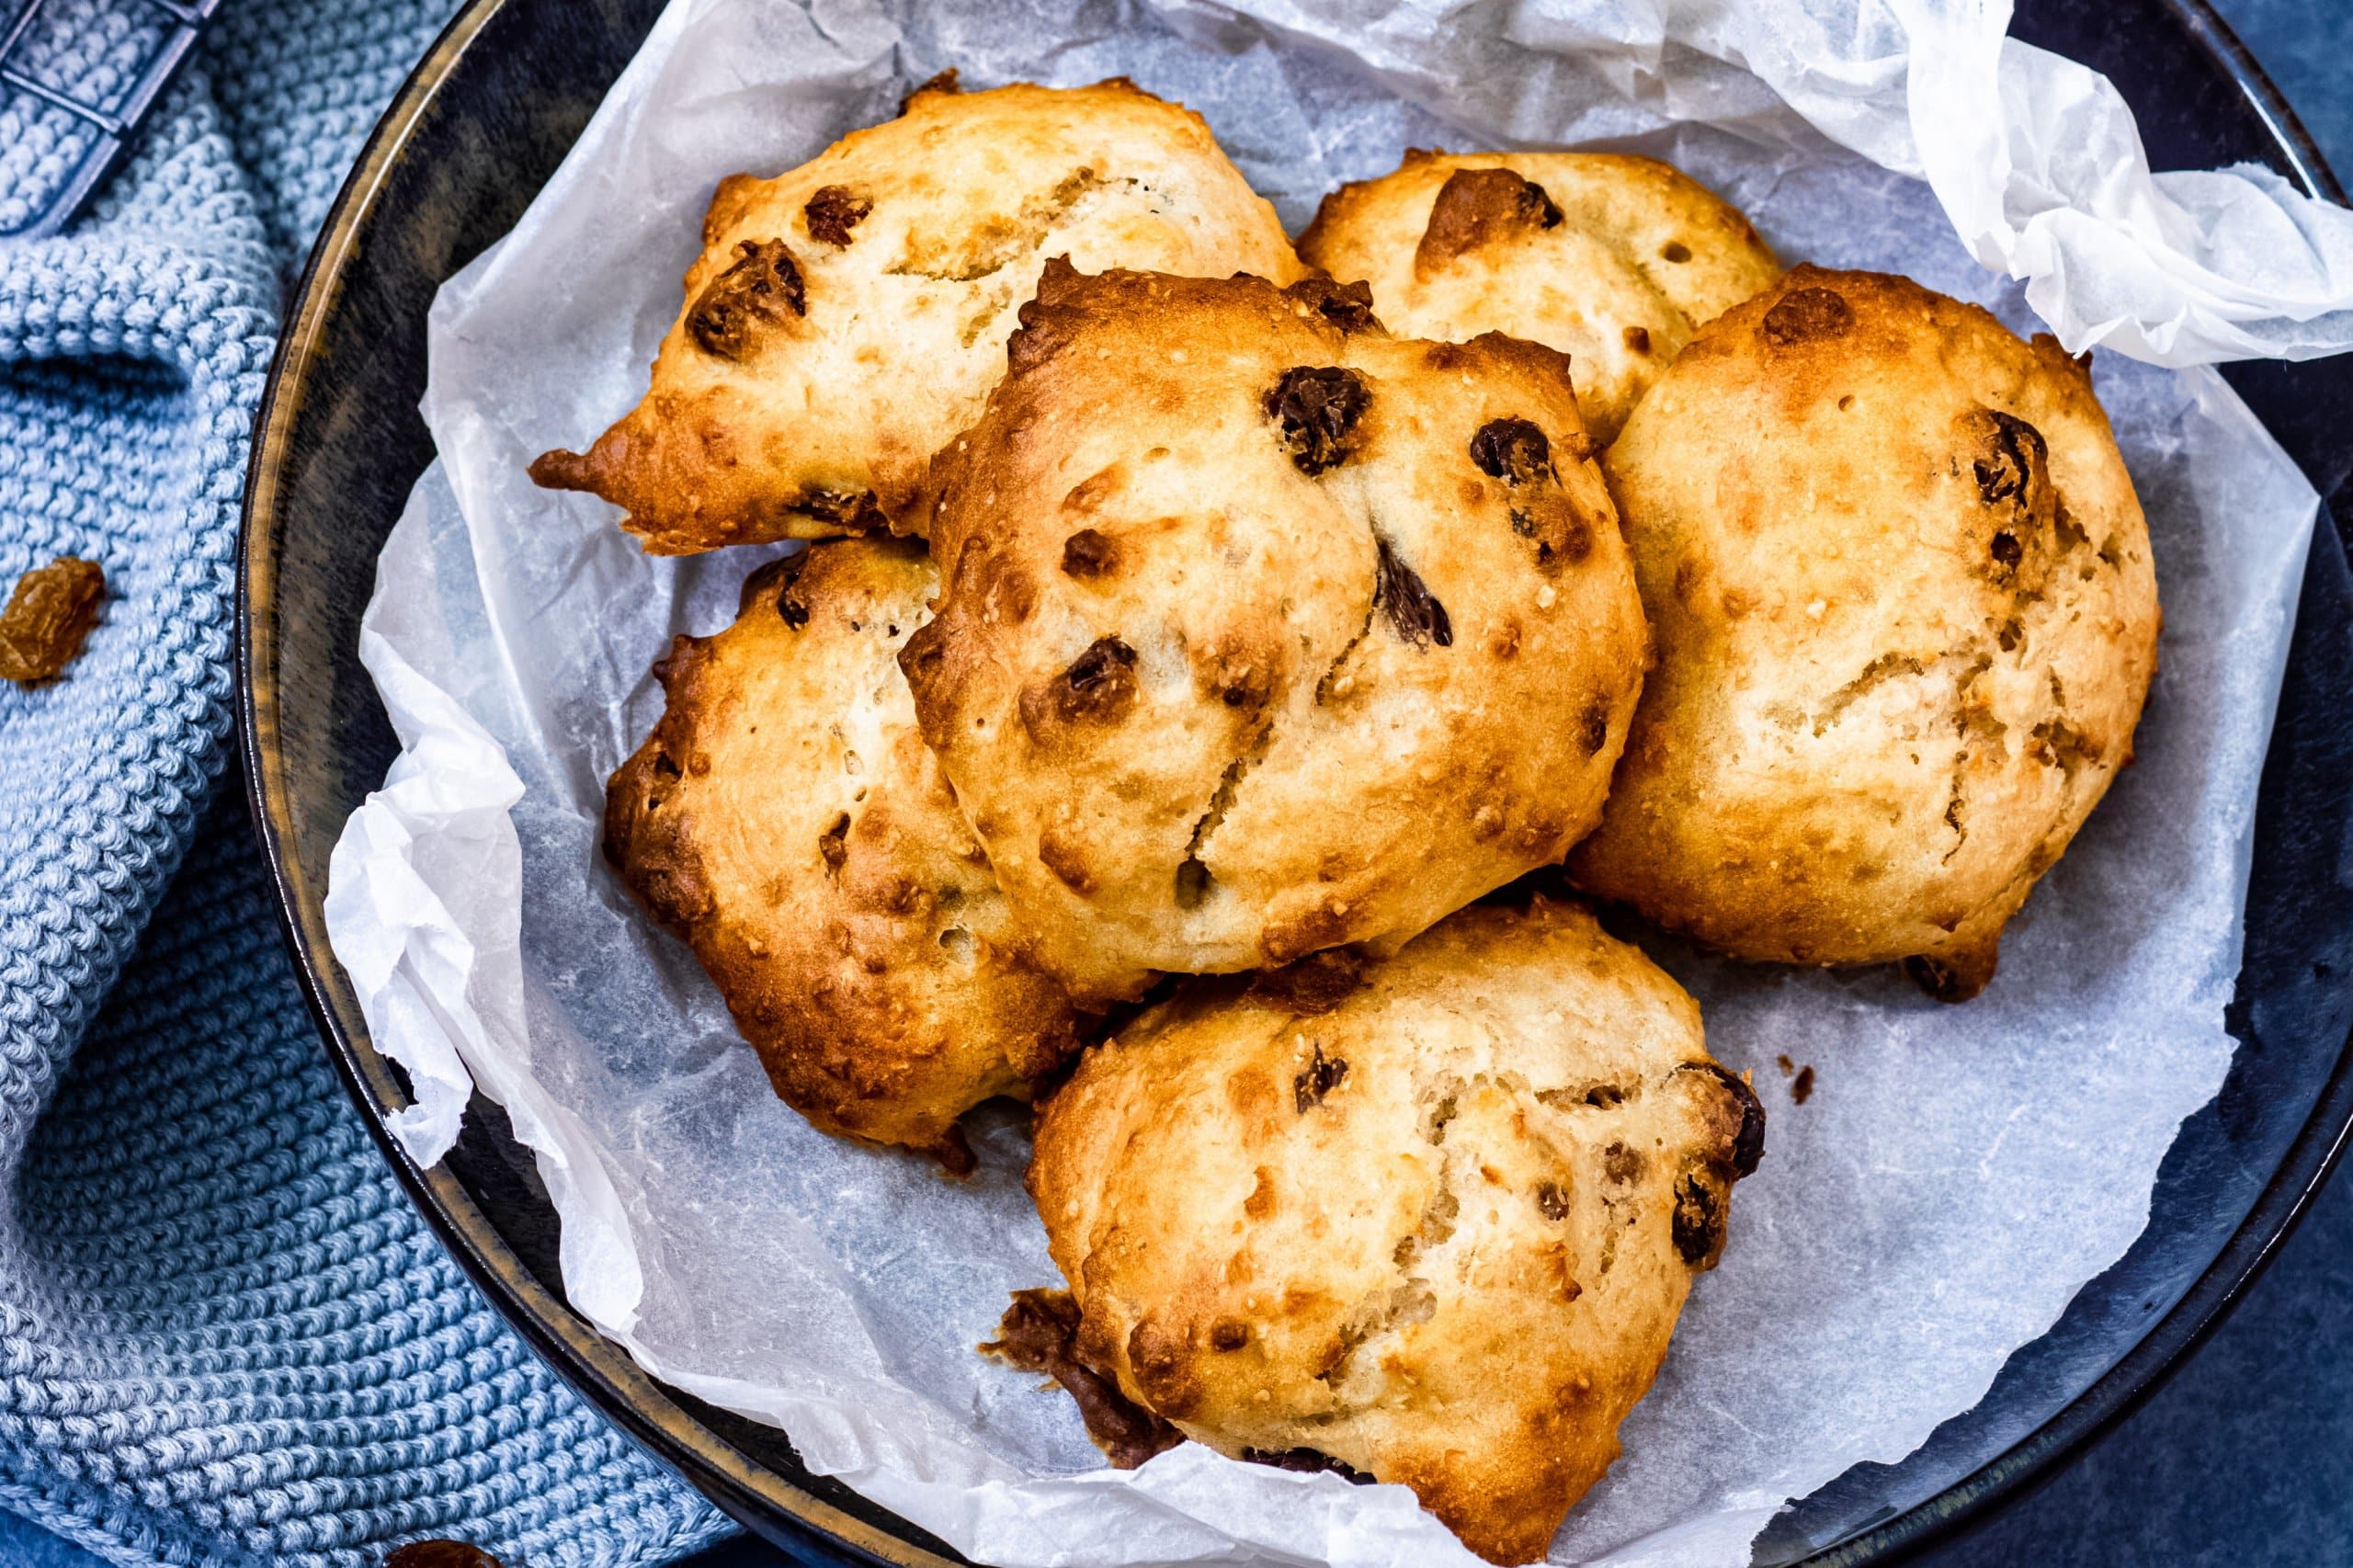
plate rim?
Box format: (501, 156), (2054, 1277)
(231, 4), (2353, 1565)
(1806, 13), (2353, 1560)
(233, 3), (960, 1562)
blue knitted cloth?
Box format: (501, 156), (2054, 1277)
(0, 2), (737, 1563)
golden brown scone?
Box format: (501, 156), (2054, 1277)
(898, 263), (1651, 1005)
(603, 538), (1081, 1170)
(1569, 267), (2161, 1000)
(1298, 151), (1782, 446)
(531, 74), (1304, 553)
(1029, 898), (1764, 1565)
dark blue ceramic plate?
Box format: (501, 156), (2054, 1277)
(235, 3), (2353, 1563)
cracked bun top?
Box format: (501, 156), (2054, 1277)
(898, 264), (1651, 1003)
(1298, 151), (1782, 445)
(602, 538), (1081, 1171)
(1029, 898), (1763, 1565)
(529, 74), (1303, 553)
(1569, 267), (2161, 998)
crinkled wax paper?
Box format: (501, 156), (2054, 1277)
(321, 1), (2334, 1562)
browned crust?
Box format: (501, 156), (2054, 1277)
(605, 538), (1084, 1168)
(1570, 266), (2157, 991)
(901, 66), (961, 114)
(530, 78), (1302, 554)
(899, 263), (1648, 1001)
(1027, 899), (1762, 1564)
(1412, 166), (1561, 279)
(1299, 150), (1783, 446)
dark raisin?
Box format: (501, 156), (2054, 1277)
(1064, 637), (1135, 694)
(1247, 949), (1362, 1016)
(737, 552), (802, 614)
(1057, 636), (1139, 723)
(1577, 695), (1612, 756)
(1062, 528), (1118, 578)
(1990, 530), (2022, 567)
(1761, 286), (1854, 347)
(1660, 240), (1692, 263)
(1210, 1319), (1250, 1351)
(819, 812), (850, 873)
(1241, 1448), (1375, 1483)
(803, 185), (871, 247)
(1293, 1042), (1348, 1112)
(1264, 366), (1370, 475)
(1536, 1181), (1571, 1221)
(1286, 277), (1380, 333)
(1373, 536), (1451, 648)
(687, 239), (805, 360)
(1678, 1060), (1767, 1176)
(1623, 324), (1652, 354)
(1972, 410), (2047, 506)
(0, 556), (104, 684)
(753, 550), (815, 627)
(1470, 417), (1553, 487)
(1671, 1171), (1725, 1265)
(795, 488), (884, 532)
(1904, 951), (1995, 1003)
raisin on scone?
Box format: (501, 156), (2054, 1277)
(1300, 151), (1782, 445)
(900, 264), (1651, 1003)
(532, 73), (1304, 552)
(1025, 898), (1763, 1565)
(1570, 267), (2161, 1000)
(604, 539), (1081, 1171)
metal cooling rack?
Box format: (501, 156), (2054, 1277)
(0, 0), (221, 239)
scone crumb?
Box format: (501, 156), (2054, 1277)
(982, 1289), (1182, 1468)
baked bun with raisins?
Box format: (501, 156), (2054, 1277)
(531, 74), (1303, 553)
(1027, 897), (1764, 1566)
(898, 263), (1650, 1004)
(1570, 267), (2160, 1000)
(1299, 151), (1782, 445)
(604, 538), (1081, 1170)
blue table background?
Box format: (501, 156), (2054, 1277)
(6, 1), (2345, 1564)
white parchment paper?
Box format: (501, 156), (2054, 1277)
(322, 2), (2336, 1562)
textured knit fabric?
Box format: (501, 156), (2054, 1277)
(0, 2), (739, 1564)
